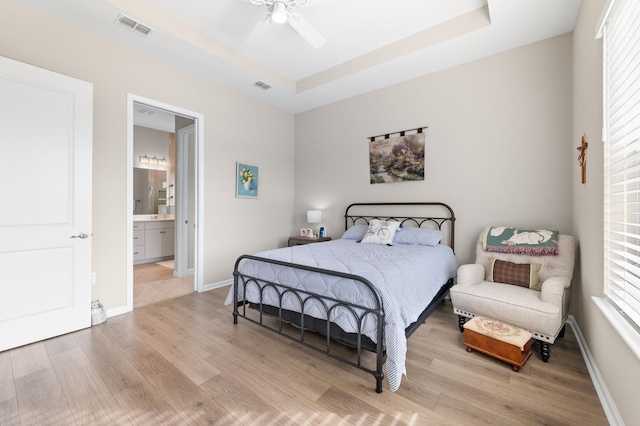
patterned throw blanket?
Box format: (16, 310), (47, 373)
(483, 227), (559, 256)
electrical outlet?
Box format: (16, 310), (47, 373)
(91, 272), (96, 284)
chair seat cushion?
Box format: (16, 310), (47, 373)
(464, 316), (532, 350)
(450, 281), (562, 338)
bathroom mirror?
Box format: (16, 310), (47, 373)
(133, 168), (167, 214)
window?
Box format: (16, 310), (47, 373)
(600, 0), (640, 331)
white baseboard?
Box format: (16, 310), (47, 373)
(202, 278), (232, 292)
(106, 305), (129, 318)
(567, 315), (624, 426)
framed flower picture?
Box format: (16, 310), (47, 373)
(236, 162), (259, 198)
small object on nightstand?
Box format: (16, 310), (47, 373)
(319, 226), (327, 238)
(288, 236), (331, 247)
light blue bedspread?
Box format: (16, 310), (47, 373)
(226, 238), (457, 392)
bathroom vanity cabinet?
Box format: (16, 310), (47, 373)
(133, 219), (175, 264)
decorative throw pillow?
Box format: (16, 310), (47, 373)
(487, 258), (542, 290)
(341, 224), (369, 240)
(393, 227), (443, 246)
(359, 219), (401, 246)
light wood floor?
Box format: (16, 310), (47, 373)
(0, 287), (608, 425)
(133, 262), (194, 308)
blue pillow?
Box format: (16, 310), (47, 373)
(393, 227), (443, 246)
(341, 224), (369, 240)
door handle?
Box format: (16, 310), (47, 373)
(70, 233), (89, 239)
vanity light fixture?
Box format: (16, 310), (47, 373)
(140, 155), (149, 164)
(158, 157), (167, 166)
(150, 156), (158, 165)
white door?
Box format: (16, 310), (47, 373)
(175, 124), (195, 277)
(0, 56), (93, 352)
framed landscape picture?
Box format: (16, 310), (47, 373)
(369, 133), (425, 184)
(236, 162), (259, 198)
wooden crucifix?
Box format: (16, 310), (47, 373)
(577, 134), (588, 184)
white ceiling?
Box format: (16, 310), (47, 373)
(133, 103), (176, 133)
(15, 0), (581, 113)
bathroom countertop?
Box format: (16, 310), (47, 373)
(133, 214), (175, 222)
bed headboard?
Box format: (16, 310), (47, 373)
(344, 202), (456, 252)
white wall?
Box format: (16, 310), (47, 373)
(572, 1), (640, 424)
(0, 1), (295, 311)
(294, 34), (573, 267)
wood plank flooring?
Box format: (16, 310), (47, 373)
(0, 287), (608, 425)
(133, 263), (194, 308)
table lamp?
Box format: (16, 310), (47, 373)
(307, 210), (322, 237)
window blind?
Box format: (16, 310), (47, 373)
(602, 0), (640, 330)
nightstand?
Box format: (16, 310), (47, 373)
(288, 236), (332, 247)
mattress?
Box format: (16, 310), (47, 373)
(225, 238), (457, 391)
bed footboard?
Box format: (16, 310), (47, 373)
(232, 255), (386, 393)
(232, 201), (456, 393)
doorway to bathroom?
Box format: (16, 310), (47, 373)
(126, 94), (204, 310)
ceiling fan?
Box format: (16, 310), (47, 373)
(245, 0), (331, 49)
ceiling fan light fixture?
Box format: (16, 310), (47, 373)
(271, 2), (288, 24)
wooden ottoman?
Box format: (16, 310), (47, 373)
(463, 316), (532, 372)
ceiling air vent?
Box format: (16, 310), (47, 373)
(115, 13), (152, 36)
(253, 81), (272, 90)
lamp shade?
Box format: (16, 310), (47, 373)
(307, 210), (322, 224)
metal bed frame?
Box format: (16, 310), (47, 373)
(232, 202), (456, 393)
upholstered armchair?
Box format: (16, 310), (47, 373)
(450, 227), (576, 362)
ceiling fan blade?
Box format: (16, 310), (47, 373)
(246, 17), (272, 44)
(288, 14), (326, 48)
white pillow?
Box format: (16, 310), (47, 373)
(359, 219), (401, 246)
